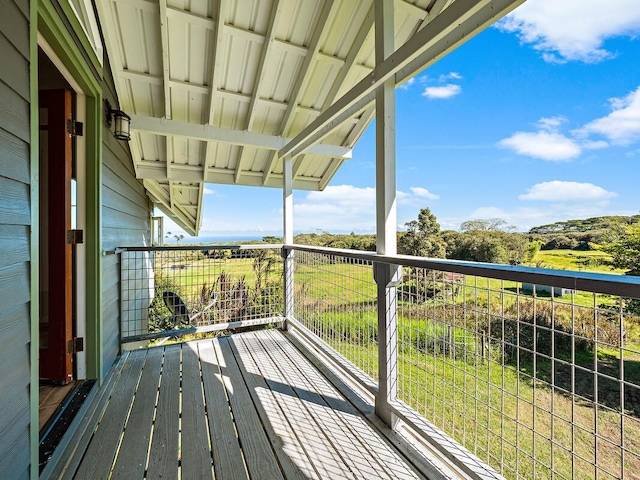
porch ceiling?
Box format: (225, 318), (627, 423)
(94, 0), (523, 235)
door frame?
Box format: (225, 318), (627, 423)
(38, 38), (88, 381)
(31, 2), (104, 476)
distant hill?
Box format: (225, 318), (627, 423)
(528, 215), (640, 251)
(529, 215), (640, 234)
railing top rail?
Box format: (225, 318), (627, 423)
(287, 243), (640, 299)
(119, 243), (283, 252)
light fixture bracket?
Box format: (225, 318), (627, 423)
(105, 99), (131, 141)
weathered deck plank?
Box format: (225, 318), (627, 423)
(227, 336), (314, 480)
(72, 331), (427, 480)
(74, 351), (145, 479)
(263, 329), (422, 480)
(216, 337), (285, 480)
(111, 347), (163, 479)
(198, 339), (247, 480)
(236, 332), (356, 479)
(181, 343), (214, 480)
(146, 345), (180, 480)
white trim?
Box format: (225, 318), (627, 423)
(130, 115), (352, 159)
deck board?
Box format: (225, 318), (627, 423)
(237, 332), (357, 479)
(198, 340), (247, 480)
(75, 351), (145, 479)
(227, 335), (314, 480)
(216, 337), (285, 480)
(111, 347), (162, 479)
(72, 330), (427, 479)
(146, 345), (180, 480)
(181, 343), (214, 480)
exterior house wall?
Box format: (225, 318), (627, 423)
(101, 57), (152, 372)
(0, 1), (33, 478)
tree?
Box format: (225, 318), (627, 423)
(460, 218), (512, 232)
(398, 208), (446, 258)
(605, 224), (640, 276)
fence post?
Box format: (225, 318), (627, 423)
(282, 246), (294, 331)
(374, 262), (402, 429)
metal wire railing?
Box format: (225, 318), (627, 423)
(119, 245), (284, 342)
(290, 245), (640, 480)
(293, 248), (379, 384)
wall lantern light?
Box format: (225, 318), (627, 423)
(105, 100), (131, 141)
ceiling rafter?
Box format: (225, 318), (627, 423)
(202, 0), (227, 182)
(236, 0), (282, 183)
(262, 0), (337, 185)
(158, 0), (174, 213)
(143, 179), (198, 235)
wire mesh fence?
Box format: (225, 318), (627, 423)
(120, 245), (284, 341)
(290, 245), (640, 480)
(293, 248), (379, 383)
(396, 267), (640, 480)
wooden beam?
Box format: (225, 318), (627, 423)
(131, 115), (352, 158)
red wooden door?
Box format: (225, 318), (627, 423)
(39, 89), (74, 383)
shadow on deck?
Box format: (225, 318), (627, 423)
(49, 330), (432, 479)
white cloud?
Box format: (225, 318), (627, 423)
(203, 187), (215, 195)
(498, 130), (581, 161)
(410, 187), (439, 200)
(294, 185), (440, 232)
(537, 116), (567, 131)
(575, 87), (640, 145)
(438, 72), (462, 82)
(518, 181), (617, 202)
(294, 185), (376, 231)
(398, 77), (415, 90)
(422, 84), (462, 99)
(582, 140), (609, 150)
(499, 0), (640, 63)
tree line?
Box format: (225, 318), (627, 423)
(281, 209), (640, 276)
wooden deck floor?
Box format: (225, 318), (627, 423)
(72, 329), (425, 479)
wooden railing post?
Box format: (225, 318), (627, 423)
(374, 262), (402, 428)
(282, 246), (294, 331)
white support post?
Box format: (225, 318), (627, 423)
(374, 0), (399, 429)
(283, 157), (294, 330)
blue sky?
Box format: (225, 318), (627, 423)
(165, 0), (640, 240)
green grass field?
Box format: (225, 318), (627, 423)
(528, 249), (625, 274)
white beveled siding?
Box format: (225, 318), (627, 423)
(0, 0), (32, 478)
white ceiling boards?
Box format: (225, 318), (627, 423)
(95, 0), (523, 235)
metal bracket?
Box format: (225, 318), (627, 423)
(68, 337), (84, 354)
(67, 119), (84, 137)
(68, 229), (84, 245)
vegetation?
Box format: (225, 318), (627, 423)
(146, 248), (283, 338)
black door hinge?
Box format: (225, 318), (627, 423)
(68, 337), (84, 354)
(68, 229), (84, 245)
(67, 119), (84, 137)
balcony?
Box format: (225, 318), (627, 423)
(44, 245), (640, 479)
